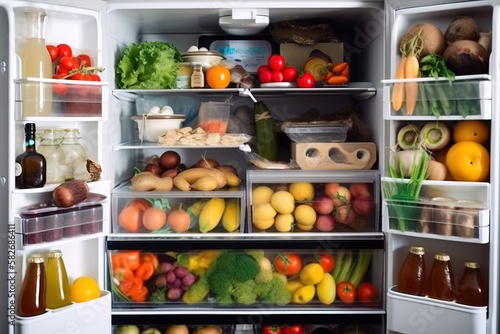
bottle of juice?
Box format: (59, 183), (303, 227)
(456, 261), (488, 306)
(426, 252), (456, 301)
(397, 246), (426, 296)
(45, 250), (72, 309)
(20, 8), (52, 117)
(17, 254), (46, 317)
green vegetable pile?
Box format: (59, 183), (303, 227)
(115, 41), (182, 89)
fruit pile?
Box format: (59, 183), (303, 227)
(251, 182), (375, 232)
(257, 54), (316, 88)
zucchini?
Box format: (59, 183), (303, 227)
(335, 251), (355, 283)
(348, 250), (372, 288)
(254, 101), (278, 161)
(331, 250), (346, 281)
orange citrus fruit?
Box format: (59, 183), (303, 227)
(70, 276), (100, 302)
(445, 141), (490, 182)
(205, 65), (231, 89)
(452, 120), (489, 144)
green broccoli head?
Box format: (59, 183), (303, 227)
(255, 275), (292, 306)
(254, 269), (274, 283)
(206, 270), (233, 296)
(244, 249), (265, 262)
(231, 280), (258, 305)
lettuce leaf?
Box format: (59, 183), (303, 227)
(115, 41), (182, 89)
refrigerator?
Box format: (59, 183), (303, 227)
(0, 0), (497, 333)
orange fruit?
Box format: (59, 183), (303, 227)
(452, 120), (490, 144)
(445, 141), (490, 182)
(205, 65), (231, 89)
(70, 276), (100, 302)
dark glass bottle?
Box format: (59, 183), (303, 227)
(17, 254), (46, 317)
(457, 261), (488, 306)
(397, 246), (426, 296)
(15, 123), (46, 188)
(426, 252), (456, 301)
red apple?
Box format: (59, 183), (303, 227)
(324, 182), (341, 198)
(315, 214), (336, 232)
(349, 183), (371, 198)
(313, 195), (335, 215)
(352, 194), (374, 216)
(332, 186), (352, 207)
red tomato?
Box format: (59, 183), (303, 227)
(73, 56), (81, 69)
(263, 325), (281, 334)
(88, 74), (101, 81)
(57, 44), (73, 58)
(56, 65), (69, 76)
(316, 253), (335, 272)
(268, 54), (285, 72)
(257, 65), (270, 76)
(258, 68), (272, 84)
(357, 281), (377, 303)
(282, 66), (298, 82)
(274, 253), (302, 276)
(337, 281), (356, 304)
(77, 54), (92, 67)
(52, 75), (68, 95)
(271, 71), (284, 82)
(69, 73), (86, 81)
(46, 45), (59, 62)
(59, 56), (78, 71)
(281, 325), (304, 334)
(296, 71), (315, 88)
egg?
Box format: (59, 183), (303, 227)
(187, 45), (199, 52)
(198, 47), (208, 51)
(148, 106), (160, 114)
(160, 106), (174, 115)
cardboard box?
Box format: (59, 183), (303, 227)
(280, 42), (344, 71)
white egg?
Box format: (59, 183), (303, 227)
(160, 106), (174, 115)
(198, 47), (208, 51)
(148, 106), (160, 114)
(188, 45), (199, 52)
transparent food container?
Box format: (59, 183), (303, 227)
(282, 123), (349, 143)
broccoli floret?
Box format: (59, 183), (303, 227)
(244, 249), (265, 262)
(150, 288), (167, 302)
(206, 270), (233, 296)
(254, 269), (274, 283)
(231, 280), (258, 305)
(255, 274), (292, 306)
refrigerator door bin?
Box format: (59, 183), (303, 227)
(387, 286), (487, 333)
(111, 185), (246, 234)
(246, 169), (380, 234)
(15, 290), (111, 334)
(382, 75), (492, 119)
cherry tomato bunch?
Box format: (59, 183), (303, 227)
(257, 54), (298, 84)
(337, 281), (377, 304)
(47, 43), (104, 96)
(263, 324), (304, 334)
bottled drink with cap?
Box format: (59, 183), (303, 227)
(17, 254), (46, 317)
(45, 250), (72, 309)
(397, 246), (426, 296)
(15, 123), (46, 188)
(426, 252), (456, 301)
(456, 261), (488, 306)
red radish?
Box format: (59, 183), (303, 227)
(324, 182), (341, 198)
(315, 214), (336, 232)
(349, 183), (371, 198)
(332, 186), (352, 207)
(313, 195), (335, 215)
(352, 194), (374, 216)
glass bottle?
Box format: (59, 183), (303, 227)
(191, 63), (204, 88)
(45, 250), (72, 309)
(20, 8), (52, 117)
(37, 129), (66, 184)
(426, 252), (456, 301)
(397, 246), (426, 296)
(60, 129), (87, 181)
(456, 261), (488, 306)
(15, 123), (46, 189)
(17, 254), (46, 317)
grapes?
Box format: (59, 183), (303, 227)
(166, 271), (177, 284)
(173, 266), (188, 278)
(166, 287), (183, 300)
(151, 264), (197, 302)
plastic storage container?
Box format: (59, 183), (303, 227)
(282, 123), (348, 143)
(197, 101), (230, 133)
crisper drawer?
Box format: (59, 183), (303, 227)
(15, 291), (111, 333)
(246, 169), (380, 234)
(387, 287), (487, 333)
(108, 248), (383, 309)
(111, 185), (246, 234)
(382, 75), (491, 119)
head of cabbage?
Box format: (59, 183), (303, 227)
(115, 41), (182, 89)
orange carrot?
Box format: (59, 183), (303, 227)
(403, 55), (420, 115)
(332, 61), (348, 74)
(340, 64), (350, 78)
(327, 75), (349, 85)
(391, 57), (407, 111)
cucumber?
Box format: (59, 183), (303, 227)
(331, 250), (346, 281)
(335, 251), (355, 283)
(348, 250), (372, 288)
(254, 101), (278, 162)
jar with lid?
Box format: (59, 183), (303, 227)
(191, 63), (204, 88)
(37, 129), (66, 184)
(45, 250), (72, 309)
(17, 254), (46, 317)
(60, 129), (87, 180)
(456, 261), (488, 306)
(397, 246), (426, 296)
(177, 63), (193, 89)
(426, 252), (456, 301)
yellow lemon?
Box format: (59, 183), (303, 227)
(294, 204), (317, 226)
(274, 213), (295, 232)
(289, 182), (315, 201)
(271, 190), (295, 214)
(292, 285), (316, 304)
(299, 263), (324, 285)
(252, 186), (275, 206)
(70, 276), (100, 303)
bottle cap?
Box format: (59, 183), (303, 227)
(409, 246), (425, 255)
(25, 123), (36, 133)
(28, 254), (44, 263)
(434, 252), (450, 261)
(464, 261), (480, 269)
(47, 250), (63, 258)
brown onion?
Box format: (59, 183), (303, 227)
(160, 150), (181, 170)
(195, 155), (219, 169)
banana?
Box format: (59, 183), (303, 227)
(190, 175), (219, 191)
(221, 198), (240, 232)
(198, 197), (225, 233)
(316, 272), (336, 305)
(173, 175), (191, 191)
(216, 166), (242, 187)
(188, 199), (208, 217)
(176, 167), (227, 189)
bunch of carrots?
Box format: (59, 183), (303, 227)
(111, 250), (158, 302)
(391, 33), (424, 115)
(322, 61), (350, 85)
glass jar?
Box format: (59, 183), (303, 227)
(60, 129), (87, 181)
(177, 62), (193, 89)
(17, 254), (46, 317)
(456, 261), (488, 306)
(37, 129), (66, 184)
(397, 246), (426, 296)
(426, 252), (456, 301)
(45, 250), (71, 309)
(191, 63), (204, 88)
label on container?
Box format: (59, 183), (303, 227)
(15, 162), (22, 177)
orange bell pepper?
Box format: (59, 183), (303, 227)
(111, 250), (141, 271)
(135, 261), (155, 281)
(140, 252), (159, 269)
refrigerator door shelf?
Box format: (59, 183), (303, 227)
(387, 286), (487, 333)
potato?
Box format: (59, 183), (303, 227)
(445, 16), (480, 45)
(443, 40), (489, 75)
(399, 22), (445, 57)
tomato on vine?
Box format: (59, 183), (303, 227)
(57, 44), (72, 58)
(77, 54), (92, 67)
(46, 45), (59, 62)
